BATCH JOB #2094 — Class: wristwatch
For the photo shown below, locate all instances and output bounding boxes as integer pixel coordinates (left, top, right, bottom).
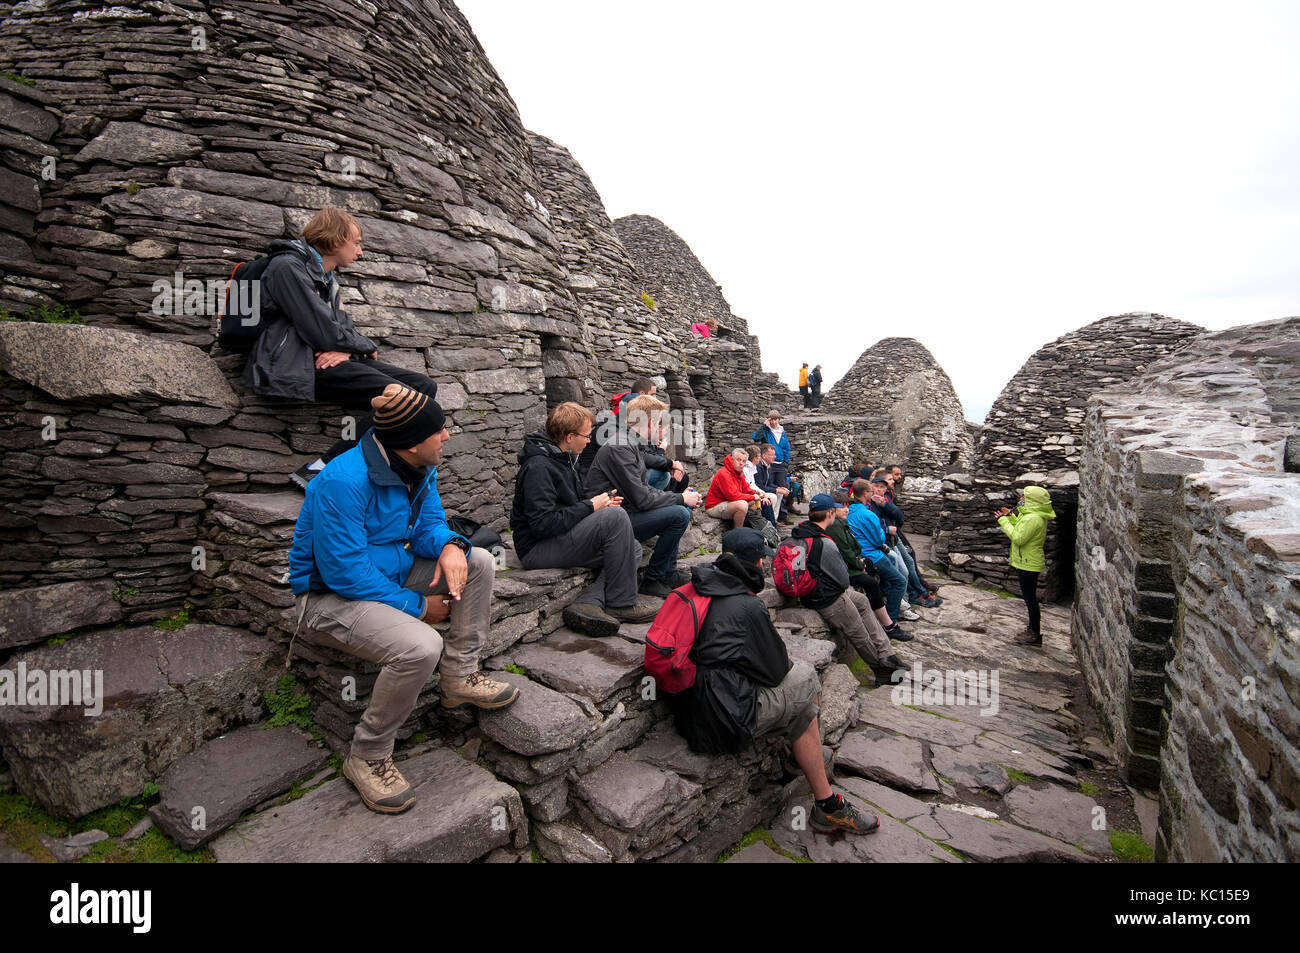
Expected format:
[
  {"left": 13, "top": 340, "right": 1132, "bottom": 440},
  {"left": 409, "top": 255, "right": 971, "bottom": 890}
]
[{"left": 445, "top": 536, "right": 470, "bottom": 554}]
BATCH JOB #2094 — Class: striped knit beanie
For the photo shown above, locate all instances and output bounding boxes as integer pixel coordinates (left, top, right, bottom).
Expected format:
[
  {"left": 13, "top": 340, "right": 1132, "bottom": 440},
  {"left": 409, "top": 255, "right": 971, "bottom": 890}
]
[{"left": 370, "top": 384, "right": 446, "bottom": 450}]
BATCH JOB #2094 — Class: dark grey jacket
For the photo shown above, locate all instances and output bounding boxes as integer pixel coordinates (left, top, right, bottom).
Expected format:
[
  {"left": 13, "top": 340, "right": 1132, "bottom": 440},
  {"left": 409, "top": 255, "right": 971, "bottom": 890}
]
[
  {"left": 241, "top": 237, "right": 377, "bottom": 400},
  {"left": 584, "top": 432, "right": 684, "bottom": 512}
]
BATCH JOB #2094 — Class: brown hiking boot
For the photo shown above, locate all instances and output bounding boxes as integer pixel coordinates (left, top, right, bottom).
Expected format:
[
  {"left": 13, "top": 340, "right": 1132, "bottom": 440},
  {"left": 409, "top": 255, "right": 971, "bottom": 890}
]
[
  {"left": 343, "top": 754, "right": 416, "bottom": 814},
  {"left": 1014, "top": 627, "right": 1042, "bottom": 646},
  {"left": 606, "top": 600, "right": 660, "bottom": 623},
  {"left": 440, "top": 670, "right": 520, "bottom": 710}
]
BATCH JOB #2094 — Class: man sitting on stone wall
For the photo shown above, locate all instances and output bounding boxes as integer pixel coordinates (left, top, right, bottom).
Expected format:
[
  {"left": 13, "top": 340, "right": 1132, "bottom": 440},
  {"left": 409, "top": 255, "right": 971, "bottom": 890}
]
[
  {"left": 511, "top": 401, "right": 659, "bottom": 638},
  {"left": 704, "top": 447, "right": 771, "bottom": 532},
  {"left": 827, "top": 490, "right": 913, "bottom": 642},
  {"left": 241, "top": 206, "right": 441, "bottom": 489},
  {"left": 793, "top": 495, "right": 909, "bottom": 685},
  {"left": 755, "top": 443, "right": 792, "bottom": 524},
  {"left": 288, "top": 384, "right": 518, "bottom": 816},
  {"left": 847, "top": 478, "right": 909, "bottom": 625},
  {"left": 584, "top": 394, "right": 702, "bottom": 598},
  {"left": 667, "top": 528, "right": 879, "bottom": 835}
]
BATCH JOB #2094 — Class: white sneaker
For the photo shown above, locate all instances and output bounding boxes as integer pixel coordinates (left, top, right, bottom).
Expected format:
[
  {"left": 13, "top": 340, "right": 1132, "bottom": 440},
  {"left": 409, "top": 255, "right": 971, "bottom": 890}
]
[{"left": 901, "top": 609, "right": 922, "bottom": 622}]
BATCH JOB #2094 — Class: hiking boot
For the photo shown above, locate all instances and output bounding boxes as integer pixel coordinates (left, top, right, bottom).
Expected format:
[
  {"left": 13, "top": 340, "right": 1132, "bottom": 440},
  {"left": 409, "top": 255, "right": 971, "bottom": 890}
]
[
  {"left": 926, "top": 591, "right": 944, "bottom": 606},
  {"left": 606, "top": 600, "right": 660, "bottom": 623},
  {"left": 900, "top": 609, "right": 922, "bottom": 622},
  {"left": 811, "top": 794, "right": 880, "bottom": 835},
  {"left": 914, "top": 595, "right": 940, "bottom": 608},
  {"left": 883, "top": 623, "right": 913, "bottom": 642},
  {"left": 342, "top": 754, "right": 415, "bottom": 814},
  {"left": 1014, "top": 627, "right": 1042, "bottom": 646},
  {"left": 638, "top": 575, "right": 673, "bottom": 598},
  {"left": 290, "top": 459, "right": 325, "bottom": 491},
  {"left": 440, "top": 670, "right": 520, "bottom": 710},
  {"left": 563, "top": 602, "right": 620, "bottom": 638}
]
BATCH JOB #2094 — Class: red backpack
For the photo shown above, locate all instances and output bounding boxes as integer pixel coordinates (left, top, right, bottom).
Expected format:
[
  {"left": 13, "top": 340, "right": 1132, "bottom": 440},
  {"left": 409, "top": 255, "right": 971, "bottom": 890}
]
[
  {"left": 610, "top": 391, "right": 630, "bottom": 415},
  {"left": 643, "top": 583, "right": 711, "bottom": 693},
  {"left": 772, "top": 537, "right": 817, "bottom": 598}
]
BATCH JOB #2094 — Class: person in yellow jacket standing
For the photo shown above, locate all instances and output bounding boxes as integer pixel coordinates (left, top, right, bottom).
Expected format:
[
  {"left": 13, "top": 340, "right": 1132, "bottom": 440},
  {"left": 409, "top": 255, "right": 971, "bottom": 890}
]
[
  {"left": 993, "top": 485, "right": 1056, "bottom": 646},
  {"left": 798, "top": 363, "right": 810, "bottom": 408}
]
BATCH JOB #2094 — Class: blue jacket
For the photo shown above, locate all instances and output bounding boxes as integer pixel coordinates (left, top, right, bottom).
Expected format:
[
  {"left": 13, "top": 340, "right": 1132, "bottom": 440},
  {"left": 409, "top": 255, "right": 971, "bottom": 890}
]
[
  {"left": 289, "top": 430, "right": 469, "bottom": 618},
  {"left": 847, "top": 502, "right": 889, "bottom": 563},
  {"left": 751, "top": 425, "right": 791, "bottom": 464}
]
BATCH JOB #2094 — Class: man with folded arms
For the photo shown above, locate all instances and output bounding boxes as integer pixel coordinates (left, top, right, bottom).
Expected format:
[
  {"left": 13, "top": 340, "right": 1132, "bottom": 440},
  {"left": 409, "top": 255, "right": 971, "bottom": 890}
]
[{"left": 289, "top": 383, "right": 518, "bottom": 815}]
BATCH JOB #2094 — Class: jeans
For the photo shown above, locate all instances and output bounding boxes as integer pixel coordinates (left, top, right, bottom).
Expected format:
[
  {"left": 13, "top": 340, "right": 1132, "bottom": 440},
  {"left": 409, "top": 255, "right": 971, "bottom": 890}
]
[
  {"left": 646, "top": 468, "right": 670, "bottom": 490},
  {"left": 896, "top": 543, "right": 927, "bottom": 599},
  {"left": 625, "top": 504, "right": 691, "bottom": 581},
  {"left": 871, "top": 554, "right": 908, "bottom": 623}
]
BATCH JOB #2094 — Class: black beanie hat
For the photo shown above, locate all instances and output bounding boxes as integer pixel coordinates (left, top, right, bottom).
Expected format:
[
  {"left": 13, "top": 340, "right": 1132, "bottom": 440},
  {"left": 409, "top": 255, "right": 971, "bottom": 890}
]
[{"left": 371, "top": 384, "right": 446, "bottom": 450}]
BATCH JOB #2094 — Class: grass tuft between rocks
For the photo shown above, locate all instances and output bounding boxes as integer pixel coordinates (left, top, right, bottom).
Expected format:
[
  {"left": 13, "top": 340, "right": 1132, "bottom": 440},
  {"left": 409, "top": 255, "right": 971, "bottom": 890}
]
[{"left": 715, "top": 826, "right": 811, "bottom": 863}]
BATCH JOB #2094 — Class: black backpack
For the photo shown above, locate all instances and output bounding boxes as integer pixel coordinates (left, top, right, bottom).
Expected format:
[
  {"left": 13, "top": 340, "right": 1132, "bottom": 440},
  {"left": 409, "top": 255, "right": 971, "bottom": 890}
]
[{"left": 215, "top": 248, "right": 295, "bottom": 352}]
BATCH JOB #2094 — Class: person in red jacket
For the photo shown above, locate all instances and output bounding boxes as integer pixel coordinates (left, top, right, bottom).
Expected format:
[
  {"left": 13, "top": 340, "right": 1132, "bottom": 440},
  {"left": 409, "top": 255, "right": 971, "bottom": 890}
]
[{"left": 705, "top": 447, "right": 767, "bottom": 529}]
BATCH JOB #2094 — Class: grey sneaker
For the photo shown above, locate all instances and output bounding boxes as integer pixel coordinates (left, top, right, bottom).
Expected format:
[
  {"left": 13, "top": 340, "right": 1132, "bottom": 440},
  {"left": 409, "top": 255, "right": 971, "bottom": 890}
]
[
  {"left": 343, "top": 754, "right": 415, "bottom": 814},
  {"left": 563, "top": 602, "right": 621, "bottom": 638},
  {"left": 606, "top": 600, "right": 660, "bottom": 623},
  {"left": 900, "top": 609, "right": 922, "bottom": 622},
  {"left": 811, "top": 794, "right": 880, "bottom": 835},
  {"left": 440, "top": 670, "right": 520, "bottom": 710}
]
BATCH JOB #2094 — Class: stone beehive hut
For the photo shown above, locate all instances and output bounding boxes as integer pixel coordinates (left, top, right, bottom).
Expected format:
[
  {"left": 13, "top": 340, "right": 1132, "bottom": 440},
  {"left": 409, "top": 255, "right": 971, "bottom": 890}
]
[
  {"left": 0, "top": 0, "right": 867, "bottom": 862},
  {"left": 1071, "top": 317, "right": 1300, "bottom": 860},
  {"left": 932, "top": 312, "right": 1204, "bottom": 599},
  {"left": 813, "top": 337, "right": 974, "bottom": 532},
  {"left": 614, "top": 213, "right": 798, "bottom": 458}
]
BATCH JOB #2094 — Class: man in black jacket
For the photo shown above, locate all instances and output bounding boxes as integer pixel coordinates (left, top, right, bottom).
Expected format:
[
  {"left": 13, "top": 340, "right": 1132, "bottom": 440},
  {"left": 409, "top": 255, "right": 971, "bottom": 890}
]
[
  {"left": 584, "top": 394, "right": 702, "bottom": 598},
  {"left": 668, "top": 528, "right": 878, "bottom": 835},
  {"left": 793, "top": 495, "right": 908, "bottom": 686},
  {"left": 241, "top": 207, "right": 439, "bottom": 487},
  {"left": 510, "top": 402, "right": 658, "bottom": 638}
]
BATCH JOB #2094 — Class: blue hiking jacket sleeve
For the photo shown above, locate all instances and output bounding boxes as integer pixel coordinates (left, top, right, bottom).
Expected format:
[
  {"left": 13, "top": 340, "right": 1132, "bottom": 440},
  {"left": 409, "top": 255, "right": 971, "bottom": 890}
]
[
  {"left": 305, "top": 472, "right": 428, "bottom": 618},
  {"left": 751, "top": 426, "right": 792, "bottom": 463},
  {"left": 847, "top": 502, "right": 888, "bottom": 562}
]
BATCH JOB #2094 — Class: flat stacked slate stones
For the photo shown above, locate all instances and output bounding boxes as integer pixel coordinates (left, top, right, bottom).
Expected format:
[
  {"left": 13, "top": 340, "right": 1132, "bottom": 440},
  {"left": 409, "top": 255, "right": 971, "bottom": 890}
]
[{"left": 933, "top": 312, "right": 1204, "bottom": 598}]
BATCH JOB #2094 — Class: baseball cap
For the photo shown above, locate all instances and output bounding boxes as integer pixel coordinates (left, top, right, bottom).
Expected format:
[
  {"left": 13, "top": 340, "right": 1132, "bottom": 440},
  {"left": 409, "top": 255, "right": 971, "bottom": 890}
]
[
  {"left": 722, "top": 527, "right": 775, "bottom": 561},
  {"left": 809, "top": 492, "right": 837, "bottom": 513}
]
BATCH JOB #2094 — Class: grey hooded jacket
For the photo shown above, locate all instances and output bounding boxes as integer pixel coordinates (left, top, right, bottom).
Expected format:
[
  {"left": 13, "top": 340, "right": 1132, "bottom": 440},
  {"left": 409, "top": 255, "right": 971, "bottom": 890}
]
[{"left": 241, "top": 237, "right": 377, "bottom": 400}]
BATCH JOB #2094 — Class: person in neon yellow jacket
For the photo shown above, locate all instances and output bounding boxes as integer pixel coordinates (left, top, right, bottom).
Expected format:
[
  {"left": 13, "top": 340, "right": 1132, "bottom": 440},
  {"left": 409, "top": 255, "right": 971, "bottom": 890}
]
[{"left": 993, "top": 485, "right": 1055, "bottom": 646}]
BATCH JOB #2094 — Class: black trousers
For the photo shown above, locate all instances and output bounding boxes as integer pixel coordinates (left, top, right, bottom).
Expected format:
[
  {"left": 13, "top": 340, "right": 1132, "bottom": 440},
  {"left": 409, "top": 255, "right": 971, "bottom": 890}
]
[
  {"left": 1016, "top": 569, "right": 1041, "bottom": 634},
  {"left": 312, "top": 358, "right": 438, "bottom": 462},
  {"left": 850, "top": 572, "right": 885, "bottom": 612}
]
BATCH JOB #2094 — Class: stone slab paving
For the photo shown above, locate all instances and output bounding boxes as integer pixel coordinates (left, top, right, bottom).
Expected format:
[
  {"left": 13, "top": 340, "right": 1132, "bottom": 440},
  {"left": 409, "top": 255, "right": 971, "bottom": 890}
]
[
  {"left": 212, "top": 747, "right": 526, "bottom": 862},
  {"left": 762, "top": 566, "right": 1125, "bottom": 862},
  {"left": 150, "top": 725, "right": 329, "bottom": 849},
  {"left": 725, "top": 841, "right": 794, "bottom": 863}
]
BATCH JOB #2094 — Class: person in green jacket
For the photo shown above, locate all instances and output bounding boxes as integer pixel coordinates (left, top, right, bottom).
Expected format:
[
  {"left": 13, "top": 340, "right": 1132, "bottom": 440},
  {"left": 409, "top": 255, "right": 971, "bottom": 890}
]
[{"left": 994, "top": 485, "right": 1056, "bottom": 646}]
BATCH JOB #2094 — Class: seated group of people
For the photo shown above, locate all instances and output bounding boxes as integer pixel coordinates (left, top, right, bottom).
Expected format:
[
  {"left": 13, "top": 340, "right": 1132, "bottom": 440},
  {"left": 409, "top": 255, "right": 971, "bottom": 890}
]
[{"left": 264, "top": 207, "right": 918, "bottom": 835}]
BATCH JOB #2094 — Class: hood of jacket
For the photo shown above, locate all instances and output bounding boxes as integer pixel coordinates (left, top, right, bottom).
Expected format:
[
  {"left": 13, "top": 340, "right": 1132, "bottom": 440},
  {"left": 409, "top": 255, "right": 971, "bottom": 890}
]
[
  {"left": 691, "top": 552, "right": 766, "bottom": 597},
  {"left": 268, "top": 236, "right": 332, "bottom": 286},
  {"left": 518, "top": 428, "right": 575, "bottom": 467},
  {"left": 1020, "top": 485, "right": 1056, "bottom": 520}
]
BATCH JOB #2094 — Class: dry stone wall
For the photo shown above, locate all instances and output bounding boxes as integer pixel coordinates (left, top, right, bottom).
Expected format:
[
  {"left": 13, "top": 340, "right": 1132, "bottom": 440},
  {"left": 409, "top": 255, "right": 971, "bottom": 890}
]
[
  {"left": 933, "top": 313, "right": 1203, "bottom": 600},
  {"left": 1070, "top": 317, "right": 1299, "bottom": 860}
]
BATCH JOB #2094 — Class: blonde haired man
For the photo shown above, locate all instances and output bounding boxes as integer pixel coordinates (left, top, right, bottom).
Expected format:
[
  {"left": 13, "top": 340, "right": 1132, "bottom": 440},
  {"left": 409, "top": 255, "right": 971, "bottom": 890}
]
[
  {"left": 585, "top": 395, "right": 702, "bottom": 598},
  {"left": 242, "top": 206, "right": 440, "bottom": 488},
  {"left": 511, "top": 403, "right": 658, "bottom": 637}
]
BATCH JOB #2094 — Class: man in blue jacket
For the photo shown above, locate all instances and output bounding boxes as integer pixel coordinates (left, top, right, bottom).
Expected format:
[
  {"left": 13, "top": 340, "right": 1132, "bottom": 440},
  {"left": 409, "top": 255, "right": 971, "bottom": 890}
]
[
  {"left": 290, "top": 383, "right": 518, "bottom": 815},
  {"left": 846, "top": 479, "right": 908, "bottom": 625},
  {"left": 752, "top": 410, "right": 793, "bottom": 522}
]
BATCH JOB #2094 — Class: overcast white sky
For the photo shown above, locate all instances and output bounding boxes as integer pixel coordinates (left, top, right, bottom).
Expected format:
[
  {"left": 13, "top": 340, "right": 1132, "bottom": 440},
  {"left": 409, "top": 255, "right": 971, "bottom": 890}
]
[{"left": 456, "top": 0, "right": 1300, "bottom": 423}]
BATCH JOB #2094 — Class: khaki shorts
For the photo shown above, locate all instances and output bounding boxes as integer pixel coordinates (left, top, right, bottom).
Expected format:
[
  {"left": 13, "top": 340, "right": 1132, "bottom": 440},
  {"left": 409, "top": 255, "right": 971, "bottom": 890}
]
[
  {"left": 706, "top": 501, "right": 743, "bottom": 519},
  {"left": 754, "top": 659, "right": 820, "bottom": 743}
]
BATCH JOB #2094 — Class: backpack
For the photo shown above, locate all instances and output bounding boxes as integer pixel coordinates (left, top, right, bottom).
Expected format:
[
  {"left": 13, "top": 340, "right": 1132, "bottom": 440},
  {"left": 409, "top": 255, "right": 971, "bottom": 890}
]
[
  {"left": 610, "top": 391, "right": 631, "bottom": 415},
  {"left": 215, "top": 248, "right": 294, "bottom": 352},
  {"left": 772, "top": 537, "right": 817, "bottom": 598},
  {"left": 643, "top": 583, "right": 711, "bottom": 693}
]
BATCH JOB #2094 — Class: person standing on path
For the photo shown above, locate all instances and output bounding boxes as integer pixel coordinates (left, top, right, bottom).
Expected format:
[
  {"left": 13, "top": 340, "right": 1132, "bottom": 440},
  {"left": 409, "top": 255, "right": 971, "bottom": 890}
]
[
  {"left": 808, "top": 364, "right": 823, "bottom": 409},
  {"left": 798, "top": 363, "right": 810, "bottom": 408},
  {"left": 994, "top": 485, "right": 1056, "bottom": 646}
]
